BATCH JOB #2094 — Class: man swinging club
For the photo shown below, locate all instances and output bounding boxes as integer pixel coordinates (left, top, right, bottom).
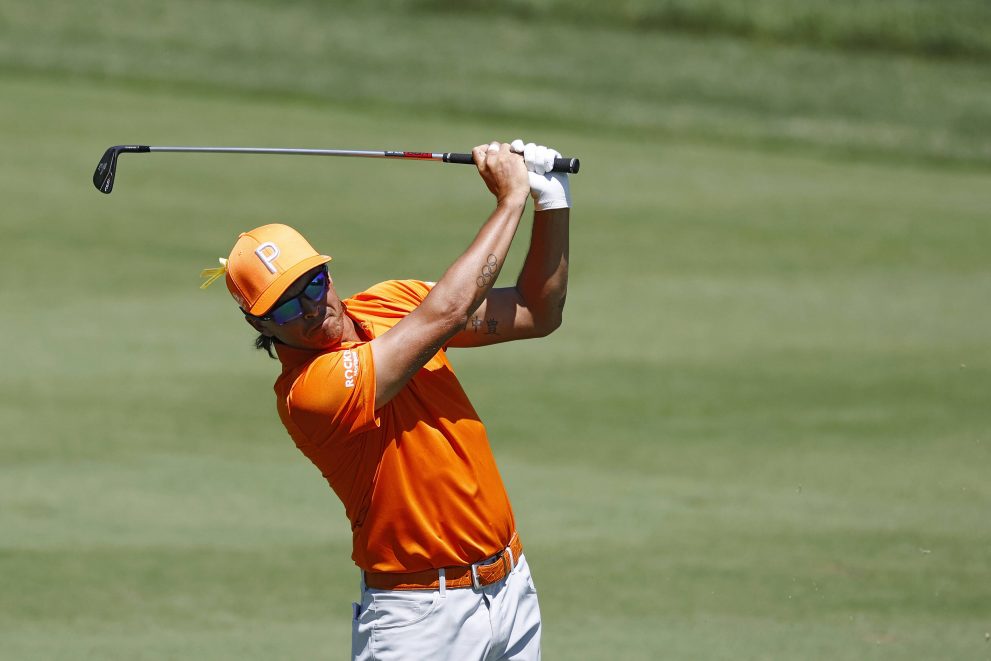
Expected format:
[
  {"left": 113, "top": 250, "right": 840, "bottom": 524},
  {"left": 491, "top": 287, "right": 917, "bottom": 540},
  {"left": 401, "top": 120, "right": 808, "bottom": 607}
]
[{"left": 202, "top": 139, "right": 570, "bottom": 660}]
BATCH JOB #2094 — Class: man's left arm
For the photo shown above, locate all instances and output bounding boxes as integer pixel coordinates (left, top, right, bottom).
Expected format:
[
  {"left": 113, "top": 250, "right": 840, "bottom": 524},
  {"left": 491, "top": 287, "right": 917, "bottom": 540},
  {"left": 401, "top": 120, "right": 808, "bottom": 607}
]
[{"left": 449, "top": 144, "right": 570, "bottom": 348}]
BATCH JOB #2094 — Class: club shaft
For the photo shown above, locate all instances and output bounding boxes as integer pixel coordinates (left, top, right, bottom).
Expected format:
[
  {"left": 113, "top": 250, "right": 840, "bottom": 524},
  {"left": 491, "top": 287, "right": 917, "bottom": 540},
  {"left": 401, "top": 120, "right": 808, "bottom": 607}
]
[
  {"left": 146, "top": 146, "right": 579, "bottom": 173},
  {"left": 150, "top": 146, "right": 445, "bottom": 160}
]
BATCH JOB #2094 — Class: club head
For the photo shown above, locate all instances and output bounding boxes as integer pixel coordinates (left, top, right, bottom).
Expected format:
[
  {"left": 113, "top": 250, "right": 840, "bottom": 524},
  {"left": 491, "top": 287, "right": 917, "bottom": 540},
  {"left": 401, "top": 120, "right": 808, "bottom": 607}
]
[
  {"left": 93, "top": 145, "right": 150, "bottom": 194},
  {"left": 93, "top": 146, "right": 121, "bottom": 194}
]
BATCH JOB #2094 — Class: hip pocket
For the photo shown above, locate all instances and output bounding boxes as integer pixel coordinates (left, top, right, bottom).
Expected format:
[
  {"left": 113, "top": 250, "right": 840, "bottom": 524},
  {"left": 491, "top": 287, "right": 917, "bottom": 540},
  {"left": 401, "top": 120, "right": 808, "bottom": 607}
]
[{"left": 363, "top": 590, "right": 441, "bottom": 631}]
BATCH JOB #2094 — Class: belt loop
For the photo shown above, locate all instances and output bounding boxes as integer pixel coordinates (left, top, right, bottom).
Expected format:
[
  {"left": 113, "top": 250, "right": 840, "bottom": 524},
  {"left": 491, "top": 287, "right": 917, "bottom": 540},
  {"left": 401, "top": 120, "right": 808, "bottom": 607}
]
[
  {"left": 438, "top": 568, "right": 446, "bottom": 597},
  {"left": 505, "top": 545, "right": 516, "bottom": 572},
  {"left": 360, "top": 570, "right": 367, "bottom": 593}
]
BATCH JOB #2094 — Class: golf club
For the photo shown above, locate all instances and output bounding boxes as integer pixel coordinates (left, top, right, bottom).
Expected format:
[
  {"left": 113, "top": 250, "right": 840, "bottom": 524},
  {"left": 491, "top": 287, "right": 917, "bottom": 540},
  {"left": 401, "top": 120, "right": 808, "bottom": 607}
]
[{"left": 92, "top": 145, "right": 581, "bottom": 194}]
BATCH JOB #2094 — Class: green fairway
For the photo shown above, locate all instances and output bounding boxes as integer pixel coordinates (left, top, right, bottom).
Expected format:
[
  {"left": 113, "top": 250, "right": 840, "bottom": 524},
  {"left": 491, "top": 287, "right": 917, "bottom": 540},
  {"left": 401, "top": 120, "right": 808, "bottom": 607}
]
[
  {"left": 413, "top": 0, "right": 991, "bottom": 58},
  {"left": 3, "top": 1, "right": 991, "bottom": 166},
  {"left": 3, "top": 2, "right": 991, "bottom": 659}
]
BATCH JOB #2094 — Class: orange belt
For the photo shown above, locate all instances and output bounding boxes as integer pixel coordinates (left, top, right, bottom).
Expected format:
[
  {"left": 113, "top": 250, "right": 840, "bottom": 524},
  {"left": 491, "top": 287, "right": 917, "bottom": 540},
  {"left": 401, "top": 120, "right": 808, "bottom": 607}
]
[{"left": 364, "top": 534, "right": 523, "bottom": 591}]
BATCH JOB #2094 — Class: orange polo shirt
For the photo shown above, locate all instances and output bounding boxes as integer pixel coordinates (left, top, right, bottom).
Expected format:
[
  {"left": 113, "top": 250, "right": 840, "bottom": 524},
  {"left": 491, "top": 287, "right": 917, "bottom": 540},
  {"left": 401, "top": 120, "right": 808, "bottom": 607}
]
[{"left": 273, "top": 280, "right": 516, "bottom": 573}]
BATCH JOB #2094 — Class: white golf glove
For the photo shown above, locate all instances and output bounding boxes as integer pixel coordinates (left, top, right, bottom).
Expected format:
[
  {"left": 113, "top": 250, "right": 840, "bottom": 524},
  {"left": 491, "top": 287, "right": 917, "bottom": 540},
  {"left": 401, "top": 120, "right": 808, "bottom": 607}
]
[{"left": 510, "top": 139, "right": 571, "bottom": 211}]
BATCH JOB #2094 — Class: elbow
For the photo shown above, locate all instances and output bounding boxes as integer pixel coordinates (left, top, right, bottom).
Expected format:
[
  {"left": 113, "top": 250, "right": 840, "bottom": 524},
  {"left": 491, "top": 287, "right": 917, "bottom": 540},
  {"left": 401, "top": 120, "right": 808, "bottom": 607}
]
[
  {"left": 536, "top": 319, "right": 562, "bottom": 338},
  {"left": 529, "top": 292, "right": 566, "bottom": 337},
  {"left": 533, "top": 308, "right": 564, "bottom": 338}
]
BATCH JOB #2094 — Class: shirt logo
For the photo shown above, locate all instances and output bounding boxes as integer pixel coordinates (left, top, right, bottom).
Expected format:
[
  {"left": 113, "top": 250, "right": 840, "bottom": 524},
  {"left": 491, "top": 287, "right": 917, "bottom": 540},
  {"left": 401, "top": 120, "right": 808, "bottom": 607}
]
[
  {"left": 342, "top": 349, "right": 358, "bottom": 388},
  {"left": 255, "top": 242, "right": 280, "bottom": 274}
]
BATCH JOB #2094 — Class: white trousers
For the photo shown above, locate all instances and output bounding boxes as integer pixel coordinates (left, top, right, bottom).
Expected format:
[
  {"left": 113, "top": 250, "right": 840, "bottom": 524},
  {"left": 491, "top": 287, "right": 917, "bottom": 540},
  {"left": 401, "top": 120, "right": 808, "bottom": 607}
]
[{"left": 351, "top": 554, "right": 541, "bottom": 661}]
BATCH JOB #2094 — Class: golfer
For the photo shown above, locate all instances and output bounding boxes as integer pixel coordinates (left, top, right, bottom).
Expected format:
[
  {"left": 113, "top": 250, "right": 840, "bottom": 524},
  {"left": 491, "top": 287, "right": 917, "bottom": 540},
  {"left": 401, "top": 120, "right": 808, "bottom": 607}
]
[{"left": 203, "top": 139, "right": 569, "bottom": 660}]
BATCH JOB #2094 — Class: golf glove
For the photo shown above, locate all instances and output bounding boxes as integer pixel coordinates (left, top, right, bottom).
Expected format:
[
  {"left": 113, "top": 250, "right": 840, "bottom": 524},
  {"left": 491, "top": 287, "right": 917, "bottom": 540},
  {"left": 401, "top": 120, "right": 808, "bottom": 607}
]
[{"left": 511, "top": 139, "right": 571, "bottom": 211}]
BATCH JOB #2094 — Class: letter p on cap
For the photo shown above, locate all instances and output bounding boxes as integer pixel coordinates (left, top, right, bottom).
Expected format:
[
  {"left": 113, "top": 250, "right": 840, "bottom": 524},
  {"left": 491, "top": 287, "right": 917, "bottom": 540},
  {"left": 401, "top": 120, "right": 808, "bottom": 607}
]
[{"left": 255, "top": 242, "right": 280, "bottom": 274}]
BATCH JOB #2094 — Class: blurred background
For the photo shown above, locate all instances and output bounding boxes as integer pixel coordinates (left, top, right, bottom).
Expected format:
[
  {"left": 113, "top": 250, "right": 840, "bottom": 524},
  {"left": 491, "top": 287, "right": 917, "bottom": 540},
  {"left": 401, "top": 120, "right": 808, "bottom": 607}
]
[{"left": 1, "top": 1, "right": 989, "bottom": 659}]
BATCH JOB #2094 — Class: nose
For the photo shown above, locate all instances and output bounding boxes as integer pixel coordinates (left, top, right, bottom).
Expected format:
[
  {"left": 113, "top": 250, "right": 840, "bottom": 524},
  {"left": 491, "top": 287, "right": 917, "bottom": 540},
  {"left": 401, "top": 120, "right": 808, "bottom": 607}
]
[{"left": 300, "top": 294, "right": 322, "bottom": 319}]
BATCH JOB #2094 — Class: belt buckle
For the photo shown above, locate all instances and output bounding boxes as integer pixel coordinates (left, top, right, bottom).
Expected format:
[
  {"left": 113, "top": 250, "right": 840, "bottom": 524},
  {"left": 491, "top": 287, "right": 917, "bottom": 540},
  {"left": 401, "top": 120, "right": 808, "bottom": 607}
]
[
  {"left": 470, "top": 563, "right": 482, "bottom": 590},
  {"left": 470, "top": 547, "right": 511, "bottom": 591}
]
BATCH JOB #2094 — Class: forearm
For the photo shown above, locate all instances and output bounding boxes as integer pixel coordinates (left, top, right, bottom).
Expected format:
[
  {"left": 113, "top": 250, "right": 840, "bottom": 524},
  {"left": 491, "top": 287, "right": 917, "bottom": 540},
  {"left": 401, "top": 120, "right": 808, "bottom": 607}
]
[
  {"left": 369, "top": 141, "right": 530, "bottom": 408},
  {"left": 422, "top": 197, "right": 528, "bottom": 333},
  {"left": 515, "top": 207, "right": 570, "bottom": 334}
]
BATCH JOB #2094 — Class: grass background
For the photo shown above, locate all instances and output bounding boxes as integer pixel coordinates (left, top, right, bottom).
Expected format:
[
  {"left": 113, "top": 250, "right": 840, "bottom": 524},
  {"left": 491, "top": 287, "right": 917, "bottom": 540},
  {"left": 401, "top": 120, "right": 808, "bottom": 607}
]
[{"left": 2, "top": 1, "right": 990, "bottom": 659}]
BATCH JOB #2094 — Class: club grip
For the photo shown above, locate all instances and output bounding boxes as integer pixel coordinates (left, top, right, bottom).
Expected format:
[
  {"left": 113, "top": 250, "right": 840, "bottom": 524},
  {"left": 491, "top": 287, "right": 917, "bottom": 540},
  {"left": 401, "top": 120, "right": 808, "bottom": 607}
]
[{"left": 443, "top": 152, "right": 580, "bottom": 174}]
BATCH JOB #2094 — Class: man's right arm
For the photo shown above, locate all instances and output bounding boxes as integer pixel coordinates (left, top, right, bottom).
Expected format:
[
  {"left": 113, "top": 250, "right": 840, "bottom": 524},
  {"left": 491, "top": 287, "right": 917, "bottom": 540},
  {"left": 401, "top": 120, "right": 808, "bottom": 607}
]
[{"left": 368, "top": 141, "right": 530, "bottom": 410}]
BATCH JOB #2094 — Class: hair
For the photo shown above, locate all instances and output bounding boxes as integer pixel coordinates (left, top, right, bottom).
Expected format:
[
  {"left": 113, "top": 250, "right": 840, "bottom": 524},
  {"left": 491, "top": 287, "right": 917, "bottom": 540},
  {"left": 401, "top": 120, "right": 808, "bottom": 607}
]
[{"left": 255, "top": 333, "right": 278, "bottom": 359}]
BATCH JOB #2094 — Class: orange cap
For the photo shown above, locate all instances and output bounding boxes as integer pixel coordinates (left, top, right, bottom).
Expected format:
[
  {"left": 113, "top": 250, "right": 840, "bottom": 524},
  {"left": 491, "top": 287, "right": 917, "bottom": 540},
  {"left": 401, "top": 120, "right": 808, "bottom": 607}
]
[{"left": 225, "top": 224, "right": 332, "bottom": 315}]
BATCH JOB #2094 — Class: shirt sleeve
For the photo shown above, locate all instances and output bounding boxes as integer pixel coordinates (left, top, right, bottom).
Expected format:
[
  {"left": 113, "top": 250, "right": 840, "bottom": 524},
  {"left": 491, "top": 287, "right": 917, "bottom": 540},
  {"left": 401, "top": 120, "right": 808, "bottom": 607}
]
[
  {"left": 284, "top": 342, "right": 380, "bottom": 442},
  {"left": 357, "top": 279, "right": 434, "bottom": 314}
]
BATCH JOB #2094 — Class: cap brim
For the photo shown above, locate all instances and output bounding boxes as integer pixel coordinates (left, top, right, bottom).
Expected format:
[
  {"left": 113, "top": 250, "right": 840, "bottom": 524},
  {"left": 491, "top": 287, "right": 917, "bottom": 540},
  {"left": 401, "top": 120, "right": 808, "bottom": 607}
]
[{"left": 248, "top": 254, "right": 332, "bottom": 315}]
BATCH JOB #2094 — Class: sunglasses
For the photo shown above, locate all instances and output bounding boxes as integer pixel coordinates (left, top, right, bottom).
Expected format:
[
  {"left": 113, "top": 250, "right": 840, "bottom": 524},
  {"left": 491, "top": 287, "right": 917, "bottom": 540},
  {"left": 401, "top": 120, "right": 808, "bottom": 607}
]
[{"left": 252, "top": 268, "right": 329, "bottom": 325}]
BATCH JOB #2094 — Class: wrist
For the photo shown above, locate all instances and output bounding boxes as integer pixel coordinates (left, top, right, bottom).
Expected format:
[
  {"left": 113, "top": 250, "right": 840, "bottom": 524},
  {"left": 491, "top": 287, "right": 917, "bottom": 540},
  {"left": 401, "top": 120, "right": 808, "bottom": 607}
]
[
  {"left": 534, "top": 207, "right": 569, "bottom": 222},
  {"left": 497, "top": 190, "right": 529, "bottom": 210}
]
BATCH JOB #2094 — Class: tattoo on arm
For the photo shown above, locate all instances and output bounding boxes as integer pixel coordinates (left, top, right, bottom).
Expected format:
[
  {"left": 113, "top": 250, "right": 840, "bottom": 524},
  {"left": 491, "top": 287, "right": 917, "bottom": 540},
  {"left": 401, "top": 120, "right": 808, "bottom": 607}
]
[
  {"left": 476, "top": 254, "right": 500, "bottom": 288},
  {"left": 485, "top": 319, "right": 499, "bottom": 335}
]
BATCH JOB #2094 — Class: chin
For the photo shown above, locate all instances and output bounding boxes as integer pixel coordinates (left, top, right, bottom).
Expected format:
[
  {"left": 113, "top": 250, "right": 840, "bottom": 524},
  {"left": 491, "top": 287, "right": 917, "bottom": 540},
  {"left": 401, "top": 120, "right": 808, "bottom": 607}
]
[{"left": 312, "top": 320, "right": 343, "bottom": 349}]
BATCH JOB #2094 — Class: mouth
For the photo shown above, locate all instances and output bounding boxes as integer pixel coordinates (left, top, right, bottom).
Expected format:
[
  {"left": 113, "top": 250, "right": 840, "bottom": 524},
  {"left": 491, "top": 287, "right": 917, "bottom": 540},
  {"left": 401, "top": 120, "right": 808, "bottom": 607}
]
[{"left": 304, "top": 317, "right": 327, "bottom": 339}]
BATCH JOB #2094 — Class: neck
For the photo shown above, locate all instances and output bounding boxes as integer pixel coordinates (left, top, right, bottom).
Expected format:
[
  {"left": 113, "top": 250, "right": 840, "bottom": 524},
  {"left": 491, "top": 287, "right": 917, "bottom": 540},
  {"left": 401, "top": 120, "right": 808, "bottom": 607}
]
[{"left": 343, "top": 314, "right": 363, "bottom": 343}]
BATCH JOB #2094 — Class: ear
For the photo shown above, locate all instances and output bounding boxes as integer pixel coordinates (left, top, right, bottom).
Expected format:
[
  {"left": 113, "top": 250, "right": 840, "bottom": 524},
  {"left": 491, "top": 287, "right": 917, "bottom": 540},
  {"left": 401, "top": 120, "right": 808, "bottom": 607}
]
[{"left": 244, "top": 315, "right": 271, "bottom": 336}]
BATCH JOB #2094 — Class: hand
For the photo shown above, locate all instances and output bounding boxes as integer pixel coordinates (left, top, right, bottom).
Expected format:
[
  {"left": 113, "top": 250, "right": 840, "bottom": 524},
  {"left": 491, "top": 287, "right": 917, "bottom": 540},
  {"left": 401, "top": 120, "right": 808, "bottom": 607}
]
[
  {"left": 472, "top": 141, "right": 529, "bottom": 206},
  {"left": 510, "top": 139, "right": 572, "bottom": 211}
]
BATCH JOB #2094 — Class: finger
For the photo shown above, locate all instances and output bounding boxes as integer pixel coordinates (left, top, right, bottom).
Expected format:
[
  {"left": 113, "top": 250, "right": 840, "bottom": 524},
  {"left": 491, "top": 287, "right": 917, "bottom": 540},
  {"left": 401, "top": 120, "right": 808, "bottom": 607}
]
[
  {"left": 543, "top": 145, "right": 556, "bottom": 175},
  {"left": 487, "top": 141, "right": 500, "bottom": 153},
  {"left": 523, "top": 142, "right": 537, "bottom": 172},
  {"left": 541, "top": 146, "right": 556, "bottom": 175},
  {"left": 510, "top": 139, "right": 525, "bottom": 153},
  {"left": 533, "top": 145, "right": 549, "bottom": 175},
  {"left": 472, "top": 144, "right": 489, "bottom": 168}
]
